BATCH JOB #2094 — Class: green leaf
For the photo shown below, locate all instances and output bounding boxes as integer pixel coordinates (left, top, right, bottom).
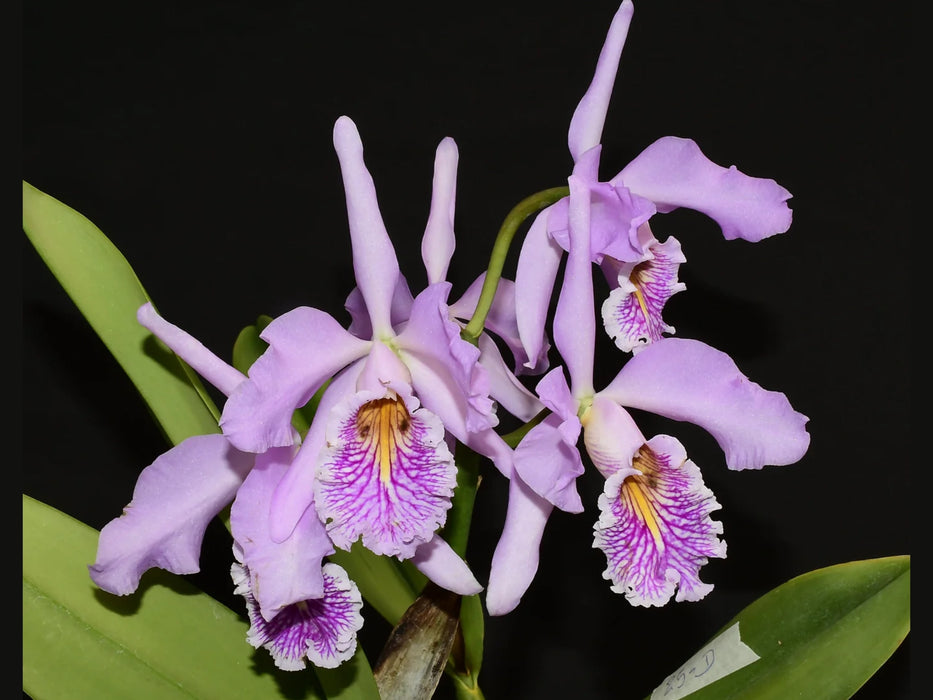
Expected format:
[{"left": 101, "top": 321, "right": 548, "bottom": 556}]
[
  {"left": 648, "top": 555, "right": 910, "bottom": 700},
  {"left": 23, "top": 494, "right": 331, "bottom": 699},
  {"left": 457, "top": 593, "right": 486, "bottom": 682},
  {"left": 315, "top": 647, "right": 381, "bottom": 700},
  {"left": 22, "top": 181, "right": 220, "bottom": 445},
  {"left": 231, "top": 315, "right": 274, "bottom": 377},
  {"left": 398, "top": 559, "right": 429, "bottom": 596},
  {"left": 441, "top": 444, "right": 481, "bottom": 559},
  {"left": 439, "top": 444, "right": 485, "bottom": 696},
  {"left": 328, "top": 542, "right": 418, "bottom": 627}
]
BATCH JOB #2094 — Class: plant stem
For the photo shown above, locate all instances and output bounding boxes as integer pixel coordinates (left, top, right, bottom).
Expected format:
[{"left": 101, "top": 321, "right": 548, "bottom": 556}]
[{"left": 461, "top": 186, "right": 569, "bottom": 343}]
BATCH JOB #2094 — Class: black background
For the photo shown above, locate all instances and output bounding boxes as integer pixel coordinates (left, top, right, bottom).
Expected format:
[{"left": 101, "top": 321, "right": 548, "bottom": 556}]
[{"left": 22, "top": 1, "right": 912, "bottom": 698}]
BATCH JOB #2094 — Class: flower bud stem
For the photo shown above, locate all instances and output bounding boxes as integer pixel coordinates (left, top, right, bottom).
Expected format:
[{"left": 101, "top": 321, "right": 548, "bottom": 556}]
[{"left": 461, "top": 186, "right": 569, "bottom": 343}]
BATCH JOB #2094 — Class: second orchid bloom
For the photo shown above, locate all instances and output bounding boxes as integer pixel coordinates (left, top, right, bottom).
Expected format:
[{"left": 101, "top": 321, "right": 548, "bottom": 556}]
[{"left": 487, "top": 0, "right": 808, "bottom": 613}]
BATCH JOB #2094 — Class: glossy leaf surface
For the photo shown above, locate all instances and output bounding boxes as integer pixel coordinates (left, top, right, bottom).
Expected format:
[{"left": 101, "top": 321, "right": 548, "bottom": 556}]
[
  {"left": 23, "top": 495, "right": 341, "bottom": 699},
  {"left": 647, "top": 555, "right": 910, "bottom": 700},
  {"left": 23, "top": 181, "right": 220, "bottom": 444}
]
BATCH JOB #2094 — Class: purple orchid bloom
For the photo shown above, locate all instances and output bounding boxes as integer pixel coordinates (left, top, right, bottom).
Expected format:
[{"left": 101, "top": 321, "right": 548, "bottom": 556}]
[
  {"left": 89, "top": 303, "right": 365, "bottom": 669},
  {"left": 515, "top": 0, "right": 794, "bottom": 360},
  {"left": 219, "top": 116, "right": 503, "bottom": 594},
  {"left": 487, "top": 166, "right": 809, "bottom": 614}
]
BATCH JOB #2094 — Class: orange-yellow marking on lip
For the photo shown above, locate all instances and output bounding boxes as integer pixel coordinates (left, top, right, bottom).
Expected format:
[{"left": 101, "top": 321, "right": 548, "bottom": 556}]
[
  {"left": 626, "top": 480, "right": 664, "bottom": 549},
  {"left": 630, "top": 266, "right": 651, "bottom": 327},
  {"left": 356, "top": 397, "right": 412, "bottom": 484},
  {"left": 622, "top": 447, "right": 664, "bottom": 549},
  {"left": 633, "top": 287, "right": 650, "bottom": 325}
]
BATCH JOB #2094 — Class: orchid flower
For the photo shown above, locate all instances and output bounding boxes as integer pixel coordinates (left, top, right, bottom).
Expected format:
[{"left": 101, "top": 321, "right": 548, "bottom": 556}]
[
  {"left": 88, "top": 303, "right": 365, "bottom": 669},
  {"left": 219, "top": 115, "right": 503, "bottom": 595},
  {"left": 487, "top": 161, "right": 810, "bottom": 615},
  {"left": 515, "top": 0, "right": 794, "bottom": 360}
]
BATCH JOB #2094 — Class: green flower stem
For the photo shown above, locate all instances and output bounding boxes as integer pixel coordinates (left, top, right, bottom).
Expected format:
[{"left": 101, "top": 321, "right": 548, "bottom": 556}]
[{"left": 461, "top": 186, "right": 569, "bottom": 344}]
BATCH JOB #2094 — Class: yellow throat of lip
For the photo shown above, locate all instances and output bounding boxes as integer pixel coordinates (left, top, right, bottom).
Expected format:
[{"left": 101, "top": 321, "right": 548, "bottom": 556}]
[
  {"left": 625, "top": 448, "right": 665, "bottom": 549},
  {"left": 633, "top": 285, "right": 650, "bottom": 324},
  {"left": 628, "top": 263, "right": 652, "bottom": 323},
  {"left": 622, "top": 262, "right": 652, "bottom": 331},
  {"left": 356, "top": 396, "right": 411, "bottom": 484},
  {"left": 580, "top": 403, "right": 663, "bottom": 549}
]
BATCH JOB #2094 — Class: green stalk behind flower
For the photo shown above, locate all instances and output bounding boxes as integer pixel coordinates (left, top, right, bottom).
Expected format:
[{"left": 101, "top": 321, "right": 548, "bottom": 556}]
[{"left": 461, "top": 186, "right": 569, "bottom": 344}]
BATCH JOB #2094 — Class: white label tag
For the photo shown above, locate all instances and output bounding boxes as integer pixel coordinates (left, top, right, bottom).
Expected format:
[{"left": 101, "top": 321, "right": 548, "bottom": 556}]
[{"left": 650, "top": 623, "right": 760, "bottom": 700}]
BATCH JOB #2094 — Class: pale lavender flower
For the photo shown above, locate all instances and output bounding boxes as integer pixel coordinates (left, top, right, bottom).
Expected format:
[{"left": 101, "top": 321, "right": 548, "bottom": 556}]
[
  {"left": 89, "top": 304, "right": 364, "bottom": 668},
  {"left": 219, "top": 116, "right": 503, "bottom": 595},
  {"left": 486, "top": 167, "right": 809, "bottom": 614},
  {"left": 515, "top": 0, "right": 794, "bottom": 360}
]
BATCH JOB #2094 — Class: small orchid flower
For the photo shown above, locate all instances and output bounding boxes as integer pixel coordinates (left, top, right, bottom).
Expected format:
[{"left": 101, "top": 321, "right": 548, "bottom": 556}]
[
  {"left": 89, "top": 304, "right": 365, "bottom": 669},
  {"left": 232, "top": 560, "right": 363, "bottom": 671},
  {"left": 515, "top": 0, "right": 794, "bottom": 361},
  {"left": 487, "top": 168, "right": 809, "bottom": 614},
  {"left": 219, "top": 116, "right": 495, "bottom": 595}
]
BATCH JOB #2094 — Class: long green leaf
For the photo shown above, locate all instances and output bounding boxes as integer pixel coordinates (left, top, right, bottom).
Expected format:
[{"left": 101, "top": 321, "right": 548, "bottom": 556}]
[
  {"left": 646, "top": 555, "right": 910, "bottom": 700},
  {"left": 328, "top": 543, "right": 418, "bottom": 627},
  {"left": 441, "top": 445, "right": 485, "bottom": 697},
  {"left": 23, "top": 494, "right": 329, "bottom": 699},
  {"left": 22, "top": 180, "right": 219, "bottom": 444},
  {"left": 315, "top": 648, "right": 380, "bottom": 700},
  {"left": 447, "top": 593, "right": 485, "bottom": 699}
]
